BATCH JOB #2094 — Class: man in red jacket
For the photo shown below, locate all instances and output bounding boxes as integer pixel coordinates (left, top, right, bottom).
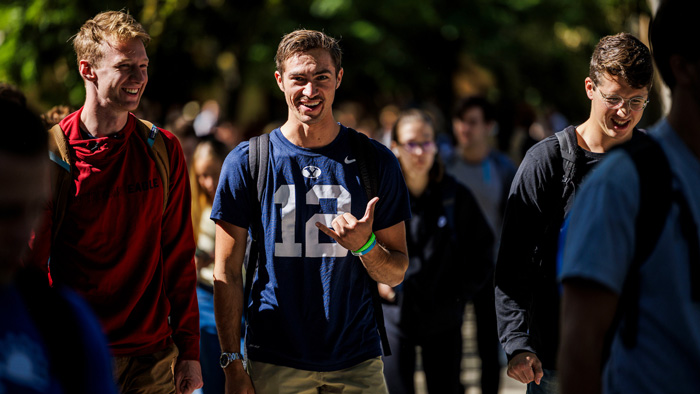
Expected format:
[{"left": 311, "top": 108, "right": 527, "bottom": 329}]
[{"left": 28, "top": 11, "right": 202, "bottom": 394}]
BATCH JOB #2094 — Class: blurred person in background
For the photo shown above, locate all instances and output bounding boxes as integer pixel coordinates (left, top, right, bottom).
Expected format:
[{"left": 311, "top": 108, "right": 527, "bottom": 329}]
[
  {"left": 191, "top": 138, "right": 230, "bottom": 394},
  {"left": 446, "top": 96, "right": 516, "bottom": 394},
  {"left": 380, "top": 108, "right": 494, "bottom": 394},
  {"left": 41, "top": 105, "right": 73, "bottom": 129}
]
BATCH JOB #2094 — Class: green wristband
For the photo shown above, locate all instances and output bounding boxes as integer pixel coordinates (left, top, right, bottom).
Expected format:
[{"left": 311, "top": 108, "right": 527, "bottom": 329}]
[{"left": 351, "top": 233, "right": 376, "bottom": 256}]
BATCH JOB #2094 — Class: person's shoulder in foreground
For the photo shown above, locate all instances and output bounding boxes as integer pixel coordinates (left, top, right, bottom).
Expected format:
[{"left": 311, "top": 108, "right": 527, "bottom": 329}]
[{"left": 0, "top": 89, "right": 118, "bottom": 394}]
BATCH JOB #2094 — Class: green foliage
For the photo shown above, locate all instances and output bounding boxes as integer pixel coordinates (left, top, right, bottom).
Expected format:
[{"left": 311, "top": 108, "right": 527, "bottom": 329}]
[{"left": 0, "top": 0, "right": 651, "bottom": 136}]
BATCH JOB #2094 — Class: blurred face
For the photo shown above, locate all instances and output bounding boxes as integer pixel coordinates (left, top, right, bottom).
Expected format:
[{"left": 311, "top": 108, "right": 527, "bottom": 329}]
[
  {"left": 452, "top": 106, "right": 492, "bottom": 149},
  {"left": 393, "top": 120, "right": 436, "bottom": 177},
  {"left": 275, "top": 48, "right": 343, "bottom": 126},
  {"left": 194, "top": 155, "right": 223, "bottom": 202},
  {"left": 0, "top": 154, "right": 49, "bottom": 282},
  {"left": 85, "top": 37, "right": 149, "bottom": 113},
  {"left": 586, "top": 74, "right": 649, "bottom": 142}
]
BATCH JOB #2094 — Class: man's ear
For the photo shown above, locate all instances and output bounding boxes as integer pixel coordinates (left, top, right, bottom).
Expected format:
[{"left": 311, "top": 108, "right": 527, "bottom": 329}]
[
  {"left": 275, "top": 70, "right": 284, "bottom": 92},
  {"left": 79, "top": 60, "right": 96, "bottom": 82},
  {"left": 584, "top": 77, "right": 595, "bottom": 100},
  {"left": 336, "top": 67, "right": 344, "bottom": 90}
]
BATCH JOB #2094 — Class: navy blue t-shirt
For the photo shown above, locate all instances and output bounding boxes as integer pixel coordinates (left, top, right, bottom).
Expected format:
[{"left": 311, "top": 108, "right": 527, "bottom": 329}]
[{"left": 211, "top": 125, "right": 410, "bottom": 371}]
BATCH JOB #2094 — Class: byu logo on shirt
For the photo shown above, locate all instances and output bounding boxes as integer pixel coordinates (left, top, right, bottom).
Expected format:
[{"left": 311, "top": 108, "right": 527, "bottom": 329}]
[{"left": 302, "top": 166, "right": 322, "bottom": 179}]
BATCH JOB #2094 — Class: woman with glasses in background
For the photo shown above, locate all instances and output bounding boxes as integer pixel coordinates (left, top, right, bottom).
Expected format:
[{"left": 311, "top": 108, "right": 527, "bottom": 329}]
[{"left": 379, "top": 108, "right": 494, "bottom": 394}]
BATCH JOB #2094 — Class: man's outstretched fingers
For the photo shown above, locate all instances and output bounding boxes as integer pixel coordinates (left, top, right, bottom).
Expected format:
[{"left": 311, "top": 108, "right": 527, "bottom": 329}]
[
  {"left": 362, "top": 197, "right": 380, "bottom": 223},
  {"left": 316, "top": 222, "right": 340, "bottom": 243}
]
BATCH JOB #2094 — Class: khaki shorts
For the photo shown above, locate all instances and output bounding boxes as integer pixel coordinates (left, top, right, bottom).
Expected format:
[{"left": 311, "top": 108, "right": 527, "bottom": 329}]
[
  {"left": 113, "top": 343, "right": 178, "bottom": 394},
  {"left": 248, "top": 357, "right": 389, "bottom": 394}
]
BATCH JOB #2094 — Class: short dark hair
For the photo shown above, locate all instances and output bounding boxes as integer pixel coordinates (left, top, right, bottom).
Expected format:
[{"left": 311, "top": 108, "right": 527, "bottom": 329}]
[
  {"left": 275, "top": 29, "right": 342, "bottom": 74},
  {"left": 453, "top": 96, "right": 495, "bottom": 123},
  {"left": 650, "top": 0, "right": 698, "bottom": 91},
  {"left": 0, "top": 91, "right": 47, "bottom": 157},
  {"left": 589, "top": 32, "right": 654, "bottom": 90}
]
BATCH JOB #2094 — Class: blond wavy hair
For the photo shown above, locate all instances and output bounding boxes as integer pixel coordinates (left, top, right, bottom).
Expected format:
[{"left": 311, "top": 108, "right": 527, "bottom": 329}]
[{"left": 72, "top": 10, "right": 150, "bottom": 67}]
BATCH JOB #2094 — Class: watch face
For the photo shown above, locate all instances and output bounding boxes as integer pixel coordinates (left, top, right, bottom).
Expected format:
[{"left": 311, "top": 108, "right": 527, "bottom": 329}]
[
  {"left": 220, "top": 353, "right": 230, "bottom": 368},
  {"left": 220, "top": 352, "right": 241, "bottom": 368}
]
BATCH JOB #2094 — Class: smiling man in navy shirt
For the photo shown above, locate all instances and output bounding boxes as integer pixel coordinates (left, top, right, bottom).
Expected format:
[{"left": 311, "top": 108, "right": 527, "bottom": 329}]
[{"left": 212, "top": 29, "right": 411, "bottom": 394}]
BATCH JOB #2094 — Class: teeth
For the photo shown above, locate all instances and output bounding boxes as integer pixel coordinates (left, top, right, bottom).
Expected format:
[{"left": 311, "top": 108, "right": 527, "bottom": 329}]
[
  {"left": 125, "top": 88, "right": 138, "bottom": 94},
  {"left": 612, "top": 118, "right": 628, "bottom": 126},
  {"left": 304, "top": 102, "right": 320, "bottom": 108}
]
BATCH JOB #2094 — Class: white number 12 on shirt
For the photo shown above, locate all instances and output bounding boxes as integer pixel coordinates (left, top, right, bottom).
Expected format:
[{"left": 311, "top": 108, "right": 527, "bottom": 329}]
[{"left": 274, "top": 184, "right": 352, "bottom": 258}]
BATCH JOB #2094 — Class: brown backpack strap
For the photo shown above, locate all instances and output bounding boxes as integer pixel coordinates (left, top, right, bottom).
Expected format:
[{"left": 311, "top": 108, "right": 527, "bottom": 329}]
[
  {"left": 134, "top": 119, "right": 170, "bottom": 213},
  {"left": 48, "top": 124, "right": 73, "bottom": 245}
]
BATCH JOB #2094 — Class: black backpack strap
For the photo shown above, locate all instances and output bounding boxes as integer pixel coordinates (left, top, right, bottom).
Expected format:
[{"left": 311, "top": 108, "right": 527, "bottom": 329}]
[
  {"left": 243, "top": 134, "right": 270, "bottom": 316},
  {"left": 555, "top": 127, "right": 579, "bottom": 213},
  {"left": 349, "top": 130, "right": 378, "bottom": 198},
  {"left": 347, "top": 129, "right": 392, "bottom": 356}
]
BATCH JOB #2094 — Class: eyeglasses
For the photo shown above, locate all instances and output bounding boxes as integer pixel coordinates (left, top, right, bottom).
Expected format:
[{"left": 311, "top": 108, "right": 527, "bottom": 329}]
[
  {"left": 399, "top": 140, "right": 436, "bottom": 154},
  {"left": 594, "top": 84, "right": 649, "bottom": 112}
]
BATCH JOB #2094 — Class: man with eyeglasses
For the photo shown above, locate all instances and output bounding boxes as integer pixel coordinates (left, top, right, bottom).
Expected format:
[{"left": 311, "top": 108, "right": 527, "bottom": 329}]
[{"left": 494, "top": 32, "right": 653, "bottom": 394}]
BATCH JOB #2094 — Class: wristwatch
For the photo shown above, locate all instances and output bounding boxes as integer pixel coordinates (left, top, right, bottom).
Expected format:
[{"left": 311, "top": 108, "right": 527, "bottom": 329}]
[{"left": 219, "top": 352, "right": 243, "bottom": 368}]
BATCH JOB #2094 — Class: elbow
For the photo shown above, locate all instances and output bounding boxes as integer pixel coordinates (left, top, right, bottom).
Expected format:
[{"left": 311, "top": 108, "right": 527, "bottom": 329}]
[
  {"left": 385, "top": 274, "right": 404, "bottom": 288},
  {"left": 386, "top": 255, "right": 408, "bottom": 287}
]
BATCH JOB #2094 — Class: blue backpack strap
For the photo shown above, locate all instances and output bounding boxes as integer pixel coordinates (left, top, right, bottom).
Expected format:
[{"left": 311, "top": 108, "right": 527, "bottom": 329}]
[
  {"left": 49, "top": 151, "right": 71, "bottom": 172},
  {"left": 147, "top": 123, "right": 158, "bottom": 147}
]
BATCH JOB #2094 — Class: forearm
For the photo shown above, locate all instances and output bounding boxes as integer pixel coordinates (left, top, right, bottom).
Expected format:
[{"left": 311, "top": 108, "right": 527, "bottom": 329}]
[
  {"left": 213, "top": 221, "right": 248, "bottom": 354},
  {"left": 359, "top": 222, "right": 408, "bottom": 287},
  {"left": 213, "top": 222, "right": 253, "bottom": 392},
  {"left": 359, "top": 241, "right": 407, "bottom": 287},
  {"left": 558, "top": 280, "right": 618, "bottom": 394},
  {"left": 214, "top": 270, "right": 244, "bottom": 353},
  {"left": 495, "top": 284, "right": 535, "bottom": 358},
  {"left": 494, "top": 196, "right": 543, "bottom": 356}
]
